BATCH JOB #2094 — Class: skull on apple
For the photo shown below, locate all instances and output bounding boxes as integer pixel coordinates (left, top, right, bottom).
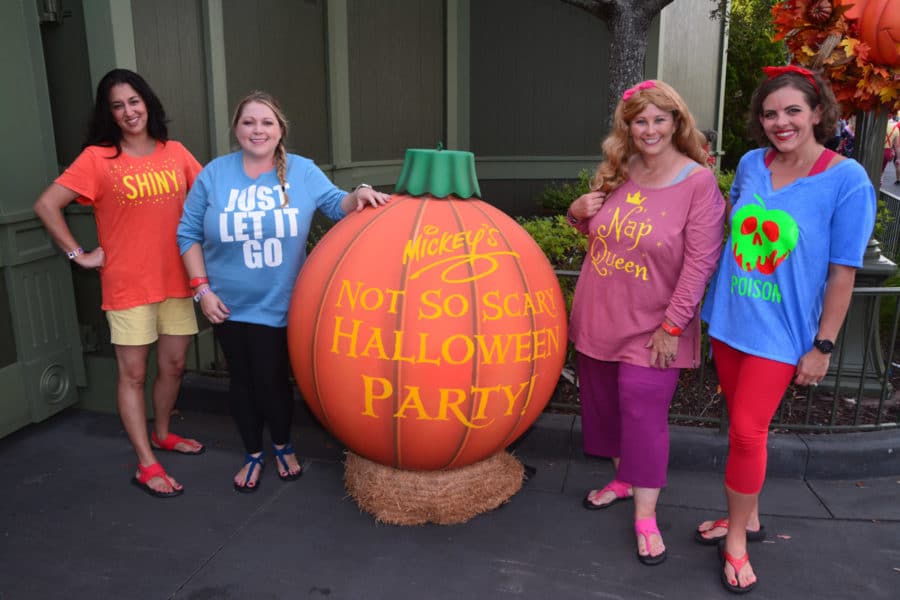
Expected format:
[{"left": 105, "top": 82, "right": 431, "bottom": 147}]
[{"left": 731, "top": 194, "right": 799, "bottom": 275}]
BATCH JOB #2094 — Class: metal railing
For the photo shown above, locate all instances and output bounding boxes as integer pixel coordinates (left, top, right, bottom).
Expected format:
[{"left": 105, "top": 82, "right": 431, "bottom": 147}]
[
  {"left": 880, "top": 189, "right": 900, "bottom": 262},
  {"left": 549, "top": 272, "right": 900, "bottom": 433}
]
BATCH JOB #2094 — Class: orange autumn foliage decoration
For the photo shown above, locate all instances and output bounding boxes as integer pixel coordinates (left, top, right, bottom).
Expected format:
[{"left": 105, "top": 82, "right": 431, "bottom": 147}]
[{"left": 772, "top": 0, "right": 900, "bottom": 113}]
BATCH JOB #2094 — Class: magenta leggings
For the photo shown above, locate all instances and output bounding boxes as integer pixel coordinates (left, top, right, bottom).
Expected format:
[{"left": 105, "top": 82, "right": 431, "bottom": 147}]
[
  {"left": 578, "top": 353, "right": 680, "bottom": 488},
  {"left": 711, "top": 339, "right": 796, "bottom": 494}
]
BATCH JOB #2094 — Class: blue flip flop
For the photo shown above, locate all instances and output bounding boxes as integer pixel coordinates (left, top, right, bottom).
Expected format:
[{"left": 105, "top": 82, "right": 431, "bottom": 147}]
[
  {"left": 272, "top": 443, "right": 303, "bottom": 481},
  {"left": 234, "top": 452, "right": 264, "bottom": 493}
]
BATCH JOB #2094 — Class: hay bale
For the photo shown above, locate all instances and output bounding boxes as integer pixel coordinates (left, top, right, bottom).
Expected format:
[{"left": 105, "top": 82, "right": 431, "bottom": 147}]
[{"left": 344, "top": 451, "right": 524, "bottom": 525}]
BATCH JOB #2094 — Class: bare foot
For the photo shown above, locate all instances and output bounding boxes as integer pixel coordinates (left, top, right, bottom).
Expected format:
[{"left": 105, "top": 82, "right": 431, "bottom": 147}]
[
  {"left": 584, "top": 483, "right": 633, "bottom": 508},
  {"left": 636, "top": 529, "right": 666, "bottom": 560},
  {"left": 135, "top": 467, "right": 182, "bottom": 494},
  {"left": 152, "top": 431, "right": 204, "bottom": 454},
  {"left": 723, "top": 551, "right": 757, "bottom": 590},
  {"left": 234, "top": 453, "right": 264, "bottom": 491},
  {"left": 273, "top": 445, "right": 302, "bottom": 479},
  {"left": 696, "top": 518, "right": 729, "bottom": 541}
]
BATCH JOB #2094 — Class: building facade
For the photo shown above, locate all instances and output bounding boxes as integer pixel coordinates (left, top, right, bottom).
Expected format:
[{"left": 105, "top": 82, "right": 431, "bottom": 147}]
[{"left": 0, "top": 0, "right": 726, "bottom": 437}]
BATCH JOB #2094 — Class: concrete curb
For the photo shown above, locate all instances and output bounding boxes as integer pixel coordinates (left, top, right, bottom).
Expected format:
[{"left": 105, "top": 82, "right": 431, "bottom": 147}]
[
  {"left": 570, "top": 416, "right": 899, "bottom": 480},
  {"left": 178, "top": 374, "right": 900, "bottom": 480}
]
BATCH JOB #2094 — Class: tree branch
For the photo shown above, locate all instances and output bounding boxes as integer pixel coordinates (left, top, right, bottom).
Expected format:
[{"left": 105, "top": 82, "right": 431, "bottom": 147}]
[
  {"left": 559, "top": 0, "right": 614, "bottom": 21},
  {"left": 638, "top": 0, "right": 675, "bottom": 20}
]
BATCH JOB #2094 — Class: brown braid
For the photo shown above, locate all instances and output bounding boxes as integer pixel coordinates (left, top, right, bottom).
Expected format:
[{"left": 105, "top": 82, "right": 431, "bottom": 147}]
[{"left": 275, "top": 139, "right": 289, "bottom": 206}]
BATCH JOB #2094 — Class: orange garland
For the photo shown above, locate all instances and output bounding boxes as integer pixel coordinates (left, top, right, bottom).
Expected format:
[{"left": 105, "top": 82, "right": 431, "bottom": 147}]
[{"left": 771, "top": 0, "right": 900, "bottom": 113}]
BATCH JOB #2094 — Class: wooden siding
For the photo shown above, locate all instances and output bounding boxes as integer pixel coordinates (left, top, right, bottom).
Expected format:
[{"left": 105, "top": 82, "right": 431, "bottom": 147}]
[
  {"left": 657, "top": 1, "right": 723, "bottom": 133},
  {"left": 347, "top": 0, "right": 444, "bottom": 162},
  {"left": 469, "top": 0, "right": 609, "bottom": 157},
  {"left": 132, "top": 0, "right": 211, "bottom": 163},
  {"left": 222, "top": 0, "right": 331, "bottom": 164}
]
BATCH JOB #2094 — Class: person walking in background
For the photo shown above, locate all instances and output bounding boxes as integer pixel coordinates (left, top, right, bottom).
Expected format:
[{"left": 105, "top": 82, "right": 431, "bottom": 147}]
[
  {"left": 567, "top": 80, "right": 725, "bottom": 566},
  {"left": 884, "top": 112, "right": 899, "bottom": 184},
  {"left": 889, "top": 112, "right": 900, "bottom": 185},
  {"left": 177, "top": 91, "right": 390, "bottom": 493},
  {"left": 33, "top": 69, "right": 205, "bottom": 499},
  {"left": 701, "top": 129, "right": 718, "bottom": 169},
  {"left": 837, "top": 116, "right": 854, "bottom": 158},
  {"left": 697, "top": 65, "right": 875, "bottom": 593}
]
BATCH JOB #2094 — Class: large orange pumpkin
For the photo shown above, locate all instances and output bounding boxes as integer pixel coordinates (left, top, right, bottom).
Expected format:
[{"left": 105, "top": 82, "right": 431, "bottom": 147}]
[
  {"left": 287, "top": 149, "right": 567, "bottom": 470},
  {"left": 839, "top": 0, "right": 900, "bottom": 66}
]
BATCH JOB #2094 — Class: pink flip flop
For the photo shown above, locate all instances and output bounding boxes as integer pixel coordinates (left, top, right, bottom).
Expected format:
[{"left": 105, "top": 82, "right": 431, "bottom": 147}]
[
  {"left": 582, "top": 479, "right": 633, "bottom": 510},
  {"left": 635, "top": 516, "right": 667, "bottom": 566}
]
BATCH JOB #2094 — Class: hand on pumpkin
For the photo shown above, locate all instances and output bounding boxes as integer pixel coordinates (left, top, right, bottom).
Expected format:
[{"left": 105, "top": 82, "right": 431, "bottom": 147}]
[
  {"left": 569, "top": 191, "right": 607, "bottom": 220},
  {"left": 198, "top": 288, "right": 230, "bottom": 324},
  {"left": 348, "top": 187, "right": 391, "bottom": 212},
  {"left": 646, "top": 327, "right": 679, "bottom": 369},
  {"left": 794, "top": 348, "right": 829, "bottom": 387}
]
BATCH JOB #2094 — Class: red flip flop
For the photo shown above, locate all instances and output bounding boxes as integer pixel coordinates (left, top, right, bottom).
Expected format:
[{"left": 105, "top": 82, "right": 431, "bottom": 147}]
[
  {"left": 131, "top": 462, "right": 183, "bottom": 498},
  {"left": 720, "top": 547, "right": 757, "bottom": 594},
  {"left": 695, "top": 518, "right": 767, "bottom": 545},
  {"left": 151, "top": 431, "right": 205, "bottom": 455}
]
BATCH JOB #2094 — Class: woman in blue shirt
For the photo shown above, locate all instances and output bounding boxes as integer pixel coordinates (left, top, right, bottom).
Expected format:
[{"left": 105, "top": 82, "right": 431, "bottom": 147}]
[
  {"left": 177, "top": 91, "right": 389, "bottom": 492},
  {"left": 696, "top": 66, "right": 875, "bottom": 593}
]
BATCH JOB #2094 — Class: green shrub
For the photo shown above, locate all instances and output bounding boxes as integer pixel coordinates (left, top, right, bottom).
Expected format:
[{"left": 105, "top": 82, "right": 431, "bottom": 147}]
[
  {"left": 874, "top": 197, "right": 894, "bottom": 245},
  {"left": 716, "top": 169, "right": 735, "bottom": 199},
  {"left": 517, "top": 214, "right": 587, "bottom": 317},
  {"left": 536, "top": 169, "right": 593, "bottom": 213},
  {"left": 517, "top": 214, "right": 587, "bottom": 272}
]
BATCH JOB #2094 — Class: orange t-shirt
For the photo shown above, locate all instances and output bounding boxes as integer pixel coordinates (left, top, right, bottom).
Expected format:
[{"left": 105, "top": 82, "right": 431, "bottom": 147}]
[{"left": 56, "top": 140, "right": 202, "bottom": 310}]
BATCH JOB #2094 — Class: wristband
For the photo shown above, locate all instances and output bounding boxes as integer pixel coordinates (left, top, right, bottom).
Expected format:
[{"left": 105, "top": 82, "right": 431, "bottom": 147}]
[
  {"left": 193, "top": 286, "right": 212, "bottom": 303},
  {"left": 660, "top": 321, "right": 682, "bottom": 337},
  {"left": 189, "top": 276, "right": 209, "bottom": 289},
  {"left": 66, "top": 247, "right": 84, "bottom": 260}
]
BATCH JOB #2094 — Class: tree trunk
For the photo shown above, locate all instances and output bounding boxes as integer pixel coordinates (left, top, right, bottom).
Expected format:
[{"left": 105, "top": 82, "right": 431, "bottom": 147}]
[{"left": 561, "top": 0, "right": 674, "bottom": 123}]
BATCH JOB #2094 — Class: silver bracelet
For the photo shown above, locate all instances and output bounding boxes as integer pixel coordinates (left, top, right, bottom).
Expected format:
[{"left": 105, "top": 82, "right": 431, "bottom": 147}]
[{"left": 354, "top": 183, "right": 373, "bottom": 193}]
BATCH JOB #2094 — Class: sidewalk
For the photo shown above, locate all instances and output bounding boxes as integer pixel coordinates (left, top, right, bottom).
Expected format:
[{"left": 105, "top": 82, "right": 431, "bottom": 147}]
[{"left": 2, "top": 378, "right": 899, "bottom": 600}]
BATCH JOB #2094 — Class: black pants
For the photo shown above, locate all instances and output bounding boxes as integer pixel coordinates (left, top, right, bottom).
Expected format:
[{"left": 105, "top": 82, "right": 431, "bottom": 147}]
[{"left": 214, "top": 320, "right": 293, "bottom": 453}]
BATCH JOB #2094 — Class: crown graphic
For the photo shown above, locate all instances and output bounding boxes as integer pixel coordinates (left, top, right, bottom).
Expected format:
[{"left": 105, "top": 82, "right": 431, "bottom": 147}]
[{"left": 626, "top": 191, "right": 646, "bottom": 206}]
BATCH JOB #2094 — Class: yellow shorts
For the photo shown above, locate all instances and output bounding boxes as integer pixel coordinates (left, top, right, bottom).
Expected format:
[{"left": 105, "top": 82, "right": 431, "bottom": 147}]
[{"left": 107, "top": 298, "right": 199, "bottom": 346}]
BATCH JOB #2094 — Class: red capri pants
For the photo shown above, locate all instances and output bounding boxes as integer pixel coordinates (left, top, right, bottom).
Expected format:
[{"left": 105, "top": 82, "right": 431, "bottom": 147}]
[{"left": 711, "top": 339, "right": 796, "bottom": 494}]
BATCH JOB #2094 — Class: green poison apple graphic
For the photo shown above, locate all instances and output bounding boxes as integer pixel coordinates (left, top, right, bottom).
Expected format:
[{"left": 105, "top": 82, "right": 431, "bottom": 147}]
[{"left": 731, "top": 194, "right": 799, "bottom": 275}]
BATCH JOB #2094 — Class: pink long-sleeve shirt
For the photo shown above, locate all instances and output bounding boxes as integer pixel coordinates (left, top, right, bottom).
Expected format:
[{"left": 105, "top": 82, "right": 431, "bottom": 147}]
[{"left": 569, "top": 167, "right": 725, "bottom": 368}]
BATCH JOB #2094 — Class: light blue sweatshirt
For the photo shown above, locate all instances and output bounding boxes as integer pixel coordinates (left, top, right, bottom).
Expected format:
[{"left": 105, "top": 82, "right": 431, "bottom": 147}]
[{"left": 177, "top": 152, "right": 346, "bottom": 327}]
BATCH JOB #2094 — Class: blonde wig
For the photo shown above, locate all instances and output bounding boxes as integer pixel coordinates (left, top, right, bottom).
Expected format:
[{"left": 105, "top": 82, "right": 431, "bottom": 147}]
[{"left": 593, "top": 80, "right": 707, "bottom": 194}]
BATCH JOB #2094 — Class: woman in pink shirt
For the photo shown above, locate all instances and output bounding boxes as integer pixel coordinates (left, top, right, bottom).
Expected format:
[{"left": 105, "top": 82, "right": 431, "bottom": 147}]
[{"left": 567, "top": 80, "right": 725, "bottom": 565}]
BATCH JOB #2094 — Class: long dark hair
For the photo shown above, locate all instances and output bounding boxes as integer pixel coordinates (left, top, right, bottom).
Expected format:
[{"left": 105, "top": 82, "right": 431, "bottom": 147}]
[{"left": 84, "top": 69, "right": 169, "bottom": 157}]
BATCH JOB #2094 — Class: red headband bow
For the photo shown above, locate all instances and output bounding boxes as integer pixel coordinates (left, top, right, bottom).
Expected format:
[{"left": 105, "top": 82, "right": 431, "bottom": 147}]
[
  {"left": 762, "top": 65, "right": 820, "bottom": 94},
  {"left": 622, "top": 80, "right": 655, "bottom": 101}
]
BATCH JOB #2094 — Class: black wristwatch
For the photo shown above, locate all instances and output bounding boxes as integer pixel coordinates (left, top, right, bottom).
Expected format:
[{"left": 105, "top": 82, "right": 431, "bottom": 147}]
[{"left": 813, "top": 338, "right": 834, "bottom": 354}]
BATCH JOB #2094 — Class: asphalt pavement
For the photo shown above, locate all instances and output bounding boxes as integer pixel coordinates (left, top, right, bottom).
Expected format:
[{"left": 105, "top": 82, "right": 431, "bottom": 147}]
[{"left": 1, "top": 373, "right": 898, "bottom": 600}]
